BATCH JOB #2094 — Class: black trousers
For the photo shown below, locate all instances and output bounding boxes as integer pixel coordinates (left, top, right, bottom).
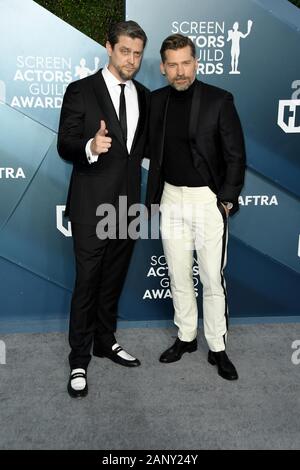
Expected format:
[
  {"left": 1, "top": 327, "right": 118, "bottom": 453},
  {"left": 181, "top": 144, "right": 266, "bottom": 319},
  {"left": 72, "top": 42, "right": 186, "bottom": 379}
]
[{"left": 69, "top": 222, "right": 135, "bottom": 369}]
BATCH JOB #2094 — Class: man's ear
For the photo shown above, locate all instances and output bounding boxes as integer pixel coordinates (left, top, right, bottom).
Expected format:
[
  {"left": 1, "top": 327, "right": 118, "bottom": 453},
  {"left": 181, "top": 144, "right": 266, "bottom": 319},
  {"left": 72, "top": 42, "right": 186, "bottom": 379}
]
[
  {"left": 160, "top": 62, "right": 165, "bottom": 75},
  {"left": 106, "top": 41, "right": 112, "bottom": 57}
]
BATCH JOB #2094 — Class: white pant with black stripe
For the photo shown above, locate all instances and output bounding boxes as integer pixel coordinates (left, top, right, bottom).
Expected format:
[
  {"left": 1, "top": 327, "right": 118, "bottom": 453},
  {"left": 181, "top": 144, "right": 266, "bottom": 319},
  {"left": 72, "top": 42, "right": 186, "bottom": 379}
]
[{"left": 160, "top": 183, "right": 229, "bottom": 352}]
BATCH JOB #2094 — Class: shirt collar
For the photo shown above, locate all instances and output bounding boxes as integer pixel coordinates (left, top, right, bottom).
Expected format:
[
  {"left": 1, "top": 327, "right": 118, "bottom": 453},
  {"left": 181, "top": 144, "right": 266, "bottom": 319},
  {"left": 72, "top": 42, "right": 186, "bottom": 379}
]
[{"left": 102, "top": 64, "right": 133, "bottom": 90}]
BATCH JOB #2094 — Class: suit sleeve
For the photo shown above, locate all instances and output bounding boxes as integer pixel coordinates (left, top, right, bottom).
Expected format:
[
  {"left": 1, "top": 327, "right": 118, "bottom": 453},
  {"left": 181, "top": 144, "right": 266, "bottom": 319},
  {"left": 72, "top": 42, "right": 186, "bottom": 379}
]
[
  {"left": 217, "top": 92, "right": 246, "bottom": 205},
  {"left": 57, "top": 81, "right": 89, "bottom": 166}
]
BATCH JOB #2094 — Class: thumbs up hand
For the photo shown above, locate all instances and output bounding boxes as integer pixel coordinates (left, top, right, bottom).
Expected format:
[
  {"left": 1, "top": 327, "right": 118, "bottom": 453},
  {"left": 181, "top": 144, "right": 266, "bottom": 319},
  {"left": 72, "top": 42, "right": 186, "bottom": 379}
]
[{"left": 91, "top": 120, "right": 112, "bottom": 154}]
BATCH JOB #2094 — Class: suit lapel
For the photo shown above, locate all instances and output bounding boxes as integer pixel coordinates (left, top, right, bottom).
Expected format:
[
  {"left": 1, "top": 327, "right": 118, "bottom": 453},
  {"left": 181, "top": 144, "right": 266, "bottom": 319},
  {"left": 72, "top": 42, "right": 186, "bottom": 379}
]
[
  {"left": 189, "top": 80, "right": 202, "bottom": 145},
  {"left": 158, "top": 88, "right": 171, "bottom": 166},
  {"left": 189, "top": 80, "right": 209, "bottom": 173},
  {"left": 92, "top": 70, "right": 126, "bottom": 149},
  {"left": 130, "top": 81, "right": 146, "bottom": 154}
]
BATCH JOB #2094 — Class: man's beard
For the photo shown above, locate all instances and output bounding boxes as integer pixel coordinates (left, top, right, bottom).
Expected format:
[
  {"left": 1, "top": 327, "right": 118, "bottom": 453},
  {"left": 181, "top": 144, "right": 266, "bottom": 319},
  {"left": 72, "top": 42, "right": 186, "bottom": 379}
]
[
  {"left": 171, "top": 76, "right": 194, "bottom": 91},
  {"left": 117, "top": 65, "right": 139, "bottom": 81}
]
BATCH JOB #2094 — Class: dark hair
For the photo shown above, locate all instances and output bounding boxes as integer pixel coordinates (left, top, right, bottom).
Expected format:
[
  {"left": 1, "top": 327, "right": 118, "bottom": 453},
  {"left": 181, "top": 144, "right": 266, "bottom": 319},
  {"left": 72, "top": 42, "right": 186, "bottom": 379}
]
[
  {"left": 107, "top": 20, "right": 147, "bottom": 48},
  {"left": 160, "top": 34, "right": 196, "bottom": 62}
]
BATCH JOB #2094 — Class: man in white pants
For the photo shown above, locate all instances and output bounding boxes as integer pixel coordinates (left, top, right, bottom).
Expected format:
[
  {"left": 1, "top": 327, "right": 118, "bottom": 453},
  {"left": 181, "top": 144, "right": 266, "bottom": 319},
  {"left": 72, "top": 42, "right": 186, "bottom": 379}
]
[{"left": 146, "top": 34, "right": 246, "bottom": 380}]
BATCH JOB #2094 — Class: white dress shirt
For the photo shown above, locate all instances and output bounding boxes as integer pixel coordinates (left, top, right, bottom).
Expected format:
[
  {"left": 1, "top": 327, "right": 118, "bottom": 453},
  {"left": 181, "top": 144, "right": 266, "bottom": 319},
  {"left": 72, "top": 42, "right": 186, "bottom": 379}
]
[{"left": 86, "top": 64, "right": 139, "bottom": 163}]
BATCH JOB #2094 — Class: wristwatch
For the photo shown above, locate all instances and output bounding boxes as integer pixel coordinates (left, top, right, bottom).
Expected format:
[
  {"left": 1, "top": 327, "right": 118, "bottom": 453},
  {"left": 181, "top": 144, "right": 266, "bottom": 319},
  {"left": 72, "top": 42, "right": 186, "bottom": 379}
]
[{"left": 222, "top": 201, "right": 233, "bottom": 210}]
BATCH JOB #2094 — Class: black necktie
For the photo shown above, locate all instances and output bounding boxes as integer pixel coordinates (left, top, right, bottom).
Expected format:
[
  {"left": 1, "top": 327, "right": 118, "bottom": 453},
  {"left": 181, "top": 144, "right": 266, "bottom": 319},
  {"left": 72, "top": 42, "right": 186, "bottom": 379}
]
[{"left": 118, "top": 84, "right": 127, "bottom": 143}]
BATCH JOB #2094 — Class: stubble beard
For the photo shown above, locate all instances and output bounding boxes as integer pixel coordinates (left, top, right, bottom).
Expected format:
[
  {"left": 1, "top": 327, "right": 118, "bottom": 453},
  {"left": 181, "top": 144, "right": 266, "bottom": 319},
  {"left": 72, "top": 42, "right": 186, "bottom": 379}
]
[
  {"left": 117, "top": 65, "right": 139, "bottom": 81},
  {"left": 171, "top": 76, "right": 194, "bottom": 91}
]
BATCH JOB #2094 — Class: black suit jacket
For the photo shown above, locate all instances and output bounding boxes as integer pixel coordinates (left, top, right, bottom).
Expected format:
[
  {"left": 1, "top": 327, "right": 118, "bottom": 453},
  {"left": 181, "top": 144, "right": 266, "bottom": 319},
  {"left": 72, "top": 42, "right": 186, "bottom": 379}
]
[
  {"left": 145, "top": 80, "right": 246, "bottom": 215},
  {"left": 57, "top": 69, "right": 150, "bottom": 224}
]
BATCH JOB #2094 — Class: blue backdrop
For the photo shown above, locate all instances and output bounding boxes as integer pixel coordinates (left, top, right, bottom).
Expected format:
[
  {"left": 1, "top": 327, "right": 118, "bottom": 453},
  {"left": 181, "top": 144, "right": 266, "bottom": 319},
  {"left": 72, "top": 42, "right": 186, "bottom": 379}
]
[{"left": 0, "top": 0, "right": 299, "bottom": 332}]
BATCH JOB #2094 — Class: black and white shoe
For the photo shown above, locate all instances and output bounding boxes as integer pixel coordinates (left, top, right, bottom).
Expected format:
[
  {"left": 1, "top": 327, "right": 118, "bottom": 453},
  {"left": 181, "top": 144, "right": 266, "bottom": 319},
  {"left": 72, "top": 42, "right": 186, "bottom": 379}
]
[
  {"left": 67, "top": 368, "right": 88, "bottom": 398},
  {"left": 93, "top": 343, "right": 141, "bottom": 367}
]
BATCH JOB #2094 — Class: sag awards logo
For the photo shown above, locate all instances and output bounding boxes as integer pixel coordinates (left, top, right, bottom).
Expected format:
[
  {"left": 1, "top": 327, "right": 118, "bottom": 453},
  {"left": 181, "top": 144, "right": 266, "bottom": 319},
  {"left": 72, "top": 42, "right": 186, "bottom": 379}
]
[
  {"left": 171, "top": 19, "right": 253, "bottom": 75},
  {"left": 277, "top": 80, "right": 300, "bottom": 133},
  {"left": 143, "top": 255, "right": 199, "bottom": 300},
  {"left": 8, "top": 56, "right": 100, "bottom": 109}
]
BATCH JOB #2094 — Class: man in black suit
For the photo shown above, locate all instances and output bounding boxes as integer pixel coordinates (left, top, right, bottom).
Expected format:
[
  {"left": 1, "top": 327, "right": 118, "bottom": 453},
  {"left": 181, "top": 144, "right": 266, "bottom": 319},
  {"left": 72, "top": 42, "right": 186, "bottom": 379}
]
[
  {"left": 58, "top": 21, "right": 150, "bottom": 398},
  {"left": 146, "top": 34, "right": 246, "bottom": 380}
]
